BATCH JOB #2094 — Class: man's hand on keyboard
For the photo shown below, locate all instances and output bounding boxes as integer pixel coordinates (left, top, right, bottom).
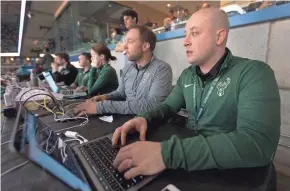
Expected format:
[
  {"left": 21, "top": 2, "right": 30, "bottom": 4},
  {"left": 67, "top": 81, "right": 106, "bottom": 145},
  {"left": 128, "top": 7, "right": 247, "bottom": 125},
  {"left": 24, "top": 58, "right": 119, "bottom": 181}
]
[
  {"left": 89, "top": 95, "right": 108, "bottom": 102},
  {"left": 76, "top": 86, "right": 87, "bottom": 92},
  {"left": 113, "top": 141, "right": 166, "bottom": 179},
  {"left": 112, "top": 117, "right": 148, "bottom": 146},
  {"left": 74, "top": 99, "right": 97, "bottom": 116}
]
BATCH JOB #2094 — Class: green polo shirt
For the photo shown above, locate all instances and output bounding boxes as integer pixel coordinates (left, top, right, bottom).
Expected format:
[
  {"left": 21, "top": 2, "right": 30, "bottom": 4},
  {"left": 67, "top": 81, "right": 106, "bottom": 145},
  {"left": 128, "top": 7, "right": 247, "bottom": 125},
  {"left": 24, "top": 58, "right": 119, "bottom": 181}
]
[{"left": 74, "top": 67, "right": 91, "bottom": 87}]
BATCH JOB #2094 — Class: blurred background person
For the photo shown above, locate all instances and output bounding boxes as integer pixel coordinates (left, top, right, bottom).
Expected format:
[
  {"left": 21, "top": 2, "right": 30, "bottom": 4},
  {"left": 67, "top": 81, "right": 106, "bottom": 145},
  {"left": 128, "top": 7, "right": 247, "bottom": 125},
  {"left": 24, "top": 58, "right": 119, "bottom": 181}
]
[
  {"left": 40, "top": 47, "right": 54, "bottom": 71},
  {"left": 168, "top": 10, "right": 177, "bottom": 21},
  {"left": 105, "top": 28, "right": 123, "bottom": 45},
  {"left": 51, "top": 53, "right": 78, "bottom": 86},
  {"left": 71, "top": 52, "right": 91, "bottom": 91},
  {"left": 143, "top": 17, "right": 153, "bottom": 28},
  {"left": 184, "top": 9, "right": 191, "bottom": 20}
]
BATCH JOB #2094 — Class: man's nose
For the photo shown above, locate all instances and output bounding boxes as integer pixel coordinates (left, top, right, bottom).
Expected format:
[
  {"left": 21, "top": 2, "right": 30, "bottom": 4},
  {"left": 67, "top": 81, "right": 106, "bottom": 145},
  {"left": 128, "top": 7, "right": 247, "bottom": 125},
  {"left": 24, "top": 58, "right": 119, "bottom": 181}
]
[{"left": 183, "top": 35, "right": 190, "bottom": 47}]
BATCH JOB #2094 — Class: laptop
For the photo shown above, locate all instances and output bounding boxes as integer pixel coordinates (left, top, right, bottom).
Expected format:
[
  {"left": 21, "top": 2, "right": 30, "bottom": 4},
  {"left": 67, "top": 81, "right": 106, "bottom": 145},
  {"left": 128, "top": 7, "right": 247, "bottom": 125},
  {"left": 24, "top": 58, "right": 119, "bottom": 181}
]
[
  {"left": 10, "top": 110, "right": 156, "bottom": 191},
  {"left": 42, "top": 72, "right": 87, "bottom": 98}
]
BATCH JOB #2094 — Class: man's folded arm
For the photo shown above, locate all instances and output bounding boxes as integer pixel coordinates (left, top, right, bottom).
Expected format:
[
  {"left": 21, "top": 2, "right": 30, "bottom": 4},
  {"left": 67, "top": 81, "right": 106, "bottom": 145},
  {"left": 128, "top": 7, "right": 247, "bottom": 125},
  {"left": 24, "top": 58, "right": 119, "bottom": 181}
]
[
  {"left": 52, "top": 71, "right": 63, "bottom": 83},
  {"left": 160, "top": 64, "right": 281, "bottom": 171}
]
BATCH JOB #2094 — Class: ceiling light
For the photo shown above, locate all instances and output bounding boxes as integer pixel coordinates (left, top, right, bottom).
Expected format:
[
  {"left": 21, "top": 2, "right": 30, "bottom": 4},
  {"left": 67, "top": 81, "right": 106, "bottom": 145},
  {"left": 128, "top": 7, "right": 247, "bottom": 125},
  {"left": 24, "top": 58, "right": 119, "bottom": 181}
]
[
  {"left": 27, "top": 11, "right": 31, "bottom": 18},
  {"left": 26, "top": 57, "right": 30, "bottom": 61},
  {"left": 108, "top": 4, "right": 112, "bottom": 7},
  {"left": 167, "top": 4, "right": 171, "bottom": 7},
  {"left": 11, "top": 58, "right": 14, "bottom": 61},
  {"left": 77, "top": 21, "right": 80, "bottom": 26}
]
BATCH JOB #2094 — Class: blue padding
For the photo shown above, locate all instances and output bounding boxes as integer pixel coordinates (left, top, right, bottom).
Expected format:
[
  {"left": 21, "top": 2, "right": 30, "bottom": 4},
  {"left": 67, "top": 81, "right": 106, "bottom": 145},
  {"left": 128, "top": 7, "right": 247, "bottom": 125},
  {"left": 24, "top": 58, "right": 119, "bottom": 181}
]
[
  {"left": 107, "top": 44, "right": 116, "bottom": 50},
  {"left": 229, "top": 3, "right": 290, "bottom": 28},
  {"left": 156, "top": 28, "right": 185, "bottom": 41},
  {"left": 70, "top": 55, "right": 79, "bottom": 62}
]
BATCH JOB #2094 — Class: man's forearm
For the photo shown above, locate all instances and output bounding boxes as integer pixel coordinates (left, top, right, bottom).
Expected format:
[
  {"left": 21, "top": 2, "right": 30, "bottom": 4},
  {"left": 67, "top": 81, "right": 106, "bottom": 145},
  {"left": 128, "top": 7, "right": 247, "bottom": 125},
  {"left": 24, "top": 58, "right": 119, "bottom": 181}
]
[
  {"left": 105, "top": 90, "right": 126, "bottom": 101},
  {"left": 161, "top": 127, "right": 277, "bottom": 171},
  {"left": 139, "top": 104, "right": 176, "bottom": 128},
  {"left": 52, "top": 72, "right": 63, "bottom": 83},
  {"left": 96, "top": 99, "right": 163, "bottom": 115}
]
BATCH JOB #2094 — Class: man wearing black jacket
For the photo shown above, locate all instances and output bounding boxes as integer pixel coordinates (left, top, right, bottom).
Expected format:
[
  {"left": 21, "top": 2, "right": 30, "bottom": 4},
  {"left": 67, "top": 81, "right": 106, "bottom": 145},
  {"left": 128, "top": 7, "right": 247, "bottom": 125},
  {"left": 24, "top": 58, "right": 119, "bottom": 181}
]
[{"left": 51, "top": 53, "right": 78, "bottom": 86}]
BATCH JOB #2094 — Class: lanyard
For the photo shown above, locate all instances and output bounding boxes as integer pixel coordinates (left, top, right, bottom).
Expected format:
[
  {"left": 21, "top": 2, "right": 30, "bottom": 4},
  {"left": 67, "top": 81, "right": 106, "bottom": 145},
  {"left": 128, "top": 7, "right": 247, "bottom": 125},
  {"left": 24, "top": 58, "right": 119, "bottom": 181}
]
[{"left": 193, "top": 75, "right": 220, "bottom": 125}]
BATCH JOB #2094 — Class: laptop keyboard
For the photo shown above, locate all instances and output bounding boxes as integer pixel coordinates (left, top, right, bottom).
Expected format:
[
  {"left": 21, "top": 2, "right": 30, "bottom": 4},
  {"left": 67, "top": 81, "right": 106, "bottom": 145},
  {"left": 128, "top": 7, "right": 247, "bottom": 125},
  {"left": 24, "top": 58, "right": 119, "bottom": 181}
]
[
  {"left": 62, "top": 90, "right": 74, "bottom": 95},
  {"left": 79, "top": 137, "right": 144, "bottom": 191}
]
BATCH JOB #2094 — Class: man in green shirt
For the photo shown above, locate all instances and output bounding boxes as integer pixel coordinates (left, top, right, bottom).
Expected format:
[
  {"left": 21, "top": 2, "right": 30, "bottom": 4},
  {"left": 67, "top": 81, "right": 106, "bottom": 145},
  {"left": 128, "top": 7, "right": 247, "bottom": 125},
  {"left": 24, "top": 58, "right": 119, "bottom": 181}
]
[
  {"left": 111, "top": 8, "right": 281, "bottom": 179},
  {"left": 70, "top": 52, "right": 92, "bottom": 90}
]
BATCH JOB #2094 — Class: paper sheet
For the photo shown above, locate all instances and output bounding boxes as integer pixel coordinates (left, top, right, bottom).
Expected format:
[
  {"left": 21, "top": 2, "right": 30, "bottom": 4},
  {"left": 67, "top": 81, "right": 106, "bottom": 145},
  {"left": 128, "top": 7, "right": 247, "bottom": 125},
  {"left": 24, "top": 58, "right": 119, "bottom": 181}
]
[{"left": 99, "top": 115, "right": 113, "bottom": 123}]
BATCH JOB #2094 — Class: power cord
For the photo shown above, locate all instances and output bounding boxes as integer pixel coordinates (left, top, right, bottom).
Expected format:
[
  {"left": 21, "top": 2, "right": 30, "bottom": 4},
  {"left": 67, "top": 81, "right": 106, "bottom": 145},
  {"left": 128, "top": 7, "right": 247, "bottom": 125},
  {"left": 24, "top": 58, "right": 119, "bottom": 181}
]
[{"left": 1, "top": 161, "right": 29, "bottom": 177}]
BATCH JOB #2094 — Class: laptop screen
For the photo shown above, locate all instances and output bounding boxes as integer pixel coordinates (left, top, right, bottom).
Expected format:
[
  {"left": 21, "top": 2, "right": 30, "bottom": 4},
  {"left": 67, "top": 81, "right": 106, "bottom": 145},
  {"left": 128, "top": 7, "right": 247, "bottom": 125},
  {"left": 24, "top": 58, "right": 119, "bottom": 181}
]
[
  {"left": 42, "top": 72, "right": 59, "bottom": 93},
  {"left": 11, "top": 112, "right": 91, "bottom": 191}
]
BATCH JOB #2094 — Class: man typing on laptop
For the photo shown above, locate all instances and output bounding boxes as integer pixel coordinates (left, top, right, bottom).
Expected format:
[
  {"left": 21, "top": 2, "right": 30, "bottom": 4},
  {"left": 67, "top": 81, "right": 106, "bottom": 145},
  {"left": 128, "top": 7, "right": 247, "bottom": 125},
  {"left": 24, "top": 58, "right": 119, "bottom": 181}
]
[{"left": 111, "top": 8, "right": 280, "bottom": 179}]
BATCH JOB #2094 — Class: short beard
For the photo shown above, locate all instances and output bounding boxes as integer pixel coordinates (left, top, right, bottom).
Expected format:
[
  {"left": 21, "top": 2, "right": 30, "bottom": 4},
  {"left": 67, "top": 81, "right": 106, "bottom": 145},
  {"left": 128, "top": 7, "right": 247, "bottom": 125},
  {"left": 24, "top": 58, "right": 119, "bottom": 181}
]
[{"left": 128, "top": 53, "right": 142, "bottom": 62}]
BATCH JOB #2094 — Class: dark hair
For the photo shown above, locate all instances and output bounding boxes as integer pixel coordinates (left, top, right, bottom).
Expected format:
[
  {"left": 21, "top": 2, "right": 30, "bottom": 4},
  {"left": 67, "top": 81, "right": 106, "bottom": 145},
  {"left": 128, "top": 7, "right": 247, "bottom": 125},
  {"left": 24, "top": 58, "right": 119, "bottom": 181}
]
[
  {"left": 130, "top": 25, "right": 156, "bottom": 52},
  {"left": 91, "top": 43, "right": 116, "bottom": 62},
  {"left": 122, "top": 9, "right": 138, "bottom": 24},
  {"left": 80, "top": 52, "right": 91, "bottom": 63},
  {"left": 55, "top": 52, "right": 70, "bottom": 63},
  {"left": 114, "top": 28, "right": 122, "bottom": 35}
]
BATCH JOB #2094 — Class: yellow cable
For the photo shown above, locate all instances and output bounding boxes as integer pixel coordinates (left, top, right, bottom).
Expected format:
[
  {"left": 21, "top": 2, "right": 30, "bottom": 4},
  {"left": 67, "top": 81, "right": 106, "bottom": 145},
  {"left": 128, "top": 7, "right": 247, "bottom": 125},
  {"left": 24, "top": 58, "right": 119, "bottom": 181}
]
[{"left": 42, "top": 96, "right": 64, "bottom": 115}]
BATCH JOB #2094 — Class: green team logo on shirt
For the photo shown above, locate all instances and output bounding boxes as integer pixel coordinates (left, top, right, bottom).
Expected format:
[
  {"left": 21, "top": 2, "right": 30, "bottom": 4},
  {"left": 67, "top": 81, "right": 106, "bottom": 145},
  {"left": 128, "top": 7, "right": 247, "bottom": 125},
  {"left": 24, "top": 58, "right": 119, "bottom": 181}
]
[{"left": 216, "top": 78, "right": 231, "bottom": 96}]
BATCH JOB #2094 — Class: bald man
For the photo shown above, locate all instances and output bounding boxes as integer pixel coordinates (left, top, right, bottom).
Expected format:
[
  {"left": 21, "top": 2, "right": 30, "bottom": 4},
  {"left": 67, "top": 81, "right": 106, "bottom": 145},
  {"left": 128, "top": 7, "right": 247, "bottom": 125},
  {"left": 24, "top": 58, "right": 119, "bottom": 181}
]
[{"left": 112, "top": 8, "right": 280, "bottom": 179}]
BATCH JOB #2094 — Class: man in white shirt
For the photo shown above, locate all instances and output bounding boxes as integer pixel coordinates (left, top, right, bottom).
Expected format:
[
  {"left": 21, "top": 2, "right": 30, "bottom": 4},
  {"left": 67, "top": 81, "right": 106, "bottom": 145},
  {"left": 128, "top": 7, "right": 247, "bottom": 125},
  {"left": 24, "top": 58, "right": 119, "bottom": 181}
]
[{"left": 115, "top": 10, "right": 138, "bottom": 68}]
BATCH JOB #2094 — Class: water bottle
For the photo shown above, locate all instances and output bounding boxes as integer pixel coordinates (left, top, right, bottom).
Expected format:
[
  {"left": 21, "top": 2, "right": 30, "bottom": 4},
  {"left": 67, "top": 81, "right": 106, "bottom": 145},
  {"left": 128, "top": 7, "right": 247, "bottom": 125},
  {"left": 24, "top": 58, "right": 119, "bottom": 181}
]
[
  {"left": 30, "top": 69, "right": 38, "bottom": 87},
  {"left": 4, "top": 88, "right": 13, "bottom": 107},
  {"left": 11, "top": 77, "right": 17, "bottom": 86}
]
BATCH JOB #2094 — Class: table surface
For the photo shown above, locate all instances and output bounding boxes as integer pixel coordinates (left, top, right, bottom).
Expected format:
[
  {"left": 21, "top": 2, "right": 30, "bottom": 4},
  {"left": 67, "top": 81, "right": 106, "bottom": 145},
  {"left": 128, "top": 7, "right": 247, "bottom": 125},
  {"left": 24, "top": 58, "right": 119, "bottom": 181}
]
[{"left": 1, "top": 112, "right": 276, "bottom": 191}]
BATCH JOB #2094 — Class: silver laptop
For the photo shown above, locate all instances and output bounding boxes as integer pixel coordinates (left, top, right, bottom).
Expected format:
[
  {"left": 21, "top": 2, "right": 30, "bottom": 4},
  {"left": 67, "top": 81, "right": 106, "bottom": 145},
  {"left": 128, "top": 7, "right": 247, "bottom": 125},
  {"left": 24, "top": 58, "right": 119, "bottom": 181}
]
[{"left": 42, "top": 72, "right": 87, "bottom": 97}]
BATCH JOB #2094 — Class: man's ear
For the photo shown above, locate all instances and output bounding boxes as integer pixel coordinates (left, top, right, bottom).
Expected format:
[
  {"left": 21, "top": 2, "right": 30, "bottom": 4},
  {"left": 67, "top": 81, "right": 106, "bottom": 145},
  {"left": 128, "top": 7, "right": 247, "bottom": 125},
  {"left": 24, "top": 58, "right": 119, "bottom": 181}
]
[
  {"left": 216, "top": 29, "right": 227, "bottom": 46},
  {"left": 142, "top": 42, "right": 150, "bottom": 51},
  {"left": 100, "top": 54, "right": 105, "bottom": 60}
]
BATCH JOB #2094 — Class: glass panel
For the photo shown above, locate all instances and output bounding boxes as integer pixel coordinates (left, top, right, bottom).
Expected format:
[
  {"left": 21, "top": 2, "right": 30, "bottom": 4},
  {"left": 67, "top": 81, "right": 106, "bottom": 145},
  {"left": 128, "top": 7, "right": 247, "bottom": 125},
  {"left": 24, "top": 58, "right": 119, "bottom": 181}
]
[
  {"left": 52, "top": 1, "right": 131, "bottom": 53},
  {"left": 1, "top": 1, "right": 21, "bottom": 53}
]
